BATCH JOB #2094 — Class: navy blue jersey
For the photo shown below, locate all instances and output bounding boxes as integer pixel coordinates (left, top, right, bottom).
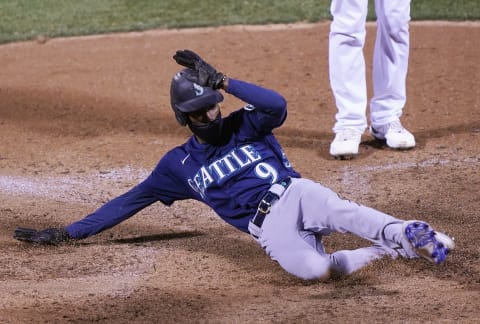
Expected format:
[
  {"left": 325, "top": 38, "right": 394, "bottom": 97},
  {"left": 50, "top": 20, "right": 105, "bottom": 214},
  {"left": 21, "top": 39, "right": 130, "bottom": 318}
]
[{"left": 67, "top": 79, "right": 300, "bottom": 239}]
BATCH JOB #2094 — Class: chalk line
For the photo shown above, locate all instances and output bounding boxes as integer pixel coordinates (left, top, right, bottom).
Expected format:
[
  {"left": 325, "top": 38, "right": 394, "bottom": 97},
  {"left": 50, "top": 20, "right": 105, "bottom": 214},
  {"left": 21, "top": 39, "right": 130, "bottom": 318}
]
[{"left": 0, "top": 157, "right": 478, "bottom": 201}]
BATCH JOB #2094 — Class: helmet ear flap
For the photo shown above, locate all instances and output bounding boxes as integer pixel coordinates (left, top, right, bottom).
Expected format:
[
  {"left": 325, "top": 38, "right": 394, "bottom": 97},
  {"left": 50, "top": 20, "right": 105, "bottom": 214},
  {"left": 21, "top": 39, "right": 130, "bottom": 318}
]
[{"left": 174, "top": 106, "right": 188, "bottom": 126}]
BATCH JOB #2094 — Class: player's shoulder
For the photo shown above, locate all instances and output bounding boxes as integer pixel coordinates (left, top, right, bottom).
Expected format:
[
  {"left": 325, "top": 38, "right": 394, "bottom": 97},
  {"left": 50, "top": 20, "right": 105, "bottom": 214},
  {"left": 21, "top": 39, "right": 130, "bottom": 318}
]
[
  {"left": 158, "top": 143, "right": 189, "bottom": 164},
  {"left": 167, "top": 142, "right": 189, "bottom": 157}
]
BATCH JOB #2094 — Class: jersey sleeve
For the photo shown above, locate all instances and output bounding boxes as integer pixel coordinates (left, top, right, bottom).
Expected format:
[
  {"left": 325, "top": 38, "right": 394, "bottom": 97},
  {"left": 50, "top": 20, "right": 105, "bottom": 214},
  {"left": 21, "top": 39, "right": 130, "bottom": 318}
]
[
  {"left": 65, "top": 182, "right": 159, "bottom": 239},
  {"left": 225, "top": 78, "right": 287, "bottom": 133},
  {"left": 141, "top": 153, "right": 194, "bottom": 205},
  {"left": 66, "top": 152, "right": 192, "bottom": 240}
]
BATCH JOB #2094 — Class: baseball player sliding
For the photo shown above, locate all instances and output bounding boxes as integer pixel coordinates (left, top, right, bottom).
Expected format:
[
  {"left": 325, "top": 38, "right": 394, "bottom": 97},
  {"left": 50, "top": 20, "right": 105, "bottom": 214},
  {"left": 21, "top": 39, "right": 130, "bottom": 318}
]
[{"left": 14, "top": 50, "right": 454, "bottom": 281}]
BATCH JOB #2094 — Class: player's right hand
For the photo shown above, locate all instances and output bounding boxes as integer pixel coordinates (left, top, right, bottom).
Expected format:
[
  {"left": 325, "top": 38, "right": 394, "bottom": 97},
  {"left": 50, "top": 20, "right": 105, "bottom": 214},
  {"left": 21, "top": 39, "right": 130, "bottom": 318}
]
[
  {"left": 13, "top": 227, "right": 72, "bottom": 245},
  {"left": 173, "top": 49, "right": 225, "bottom": 90}
]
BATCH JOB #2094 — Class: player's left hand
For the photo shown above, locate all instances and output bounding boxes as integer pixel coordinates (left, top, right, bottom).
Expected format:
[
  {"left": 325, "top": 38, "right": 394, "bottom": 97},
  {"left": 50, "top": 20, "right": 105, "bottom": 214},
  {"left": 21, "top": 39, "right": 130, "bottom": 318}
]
[
  {"left": 13, "top": 227, "right": 72, "bottom": 245},
  {"left": 173, "top": 49, "right": 225, "bottom": 89}
]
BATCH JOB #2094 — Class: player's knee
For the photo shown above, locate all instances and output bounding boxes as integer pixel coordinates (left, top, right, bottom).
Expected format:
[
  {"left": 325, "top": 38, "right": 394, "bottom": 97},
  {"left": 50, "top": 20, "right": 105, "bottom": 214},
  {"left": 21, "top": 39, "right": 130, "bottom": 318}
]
[
  {"left": 330, "top": 21, "right": 365, "bottom": 47},
  {"left": 389, "top": 26, "right": 409, "bottom": 43},
  {"left": 383, "top": 17, "right": 410, "bottom": 43},
  {"left": 294, "top": 257, "right": 331, "bottom": 281},
  {"left": 330, "top": 13, "right": 366, "bottom": 47}
]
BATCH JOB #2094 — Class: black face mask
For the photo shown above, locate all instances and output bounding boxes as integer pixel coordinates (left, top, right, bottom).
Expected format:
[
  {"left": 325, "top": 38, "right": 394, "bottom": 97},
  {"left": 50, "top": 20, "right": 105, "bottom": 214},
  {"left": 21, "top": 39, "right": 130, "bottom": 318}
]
[{"left": 188, "top": 112, "right": 226, "bottom": 146}]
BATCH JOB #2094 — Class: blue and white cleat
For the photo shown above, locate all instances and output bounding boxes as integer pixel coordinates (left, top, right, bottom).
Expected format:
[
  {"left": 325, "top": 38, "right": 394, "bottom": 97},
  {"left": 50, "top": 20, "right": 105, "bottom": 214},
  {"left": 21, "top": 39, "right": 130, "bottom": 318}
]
[{"left": 402, "top": 220, "right": 455, "bottom": 264}]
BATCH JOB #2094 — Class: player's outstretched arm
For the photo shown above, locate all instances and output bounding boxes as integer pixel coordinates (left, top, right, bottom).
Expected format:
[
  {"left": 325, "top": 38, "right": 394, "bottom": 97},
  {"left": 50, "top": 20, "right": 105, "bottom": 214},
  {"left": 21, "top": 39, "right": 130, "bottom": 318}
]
[{"left": 14, "top": 178, "right": 160, "bottom": 244}]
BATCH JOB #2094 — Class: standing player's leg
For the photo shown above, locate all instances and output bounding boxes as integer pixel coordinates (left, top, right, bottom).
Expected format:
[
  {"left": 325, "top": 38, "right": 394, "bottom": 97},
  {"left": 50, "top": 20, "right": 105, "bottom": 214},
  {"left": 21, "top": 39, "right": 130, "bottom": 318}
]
[
  {"left": 328, "top": 0, "right": 369, "bottom": 158},
  {"left": 369, "top": 0, "right": 415, "bottom": 148}
]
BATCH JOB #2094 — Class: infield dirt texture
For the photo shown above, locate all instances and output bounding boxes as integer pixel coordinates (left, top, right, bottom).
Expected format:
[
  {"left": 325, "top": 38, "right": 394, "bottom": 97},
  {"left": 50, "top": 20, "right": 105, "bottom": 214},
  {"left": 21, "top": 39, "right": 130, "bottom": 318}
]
[{"left": 0, "top": 22, "right": 479, "bottom": 323}]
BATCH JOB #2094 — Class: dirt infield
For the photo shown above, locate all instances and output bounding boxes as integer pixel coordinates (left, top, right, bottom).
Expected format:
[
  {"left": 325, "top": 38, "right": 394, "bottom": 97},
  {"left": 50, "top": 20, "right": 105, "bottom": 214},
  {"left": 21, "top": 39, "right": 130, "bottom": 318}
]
[{"left": 0, "top": 21, "right": 479, "bottom": 323}]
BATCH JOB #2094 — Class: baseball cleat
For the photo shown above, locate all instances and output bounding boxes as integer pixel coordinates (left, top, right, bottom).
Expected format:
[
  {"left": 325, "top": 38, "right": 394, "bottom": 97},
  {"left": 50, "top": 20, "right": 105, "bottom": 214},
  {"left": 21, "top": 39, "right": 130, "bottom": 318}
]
[
  {"left": 329, "top": 128, "right": 362, "bottom": 159},
  {"left": 370, "top": 120, "right": 415, "bottom": 149},
  {"left": 402, "top": 220, "right": 455, "bottom": 264}
]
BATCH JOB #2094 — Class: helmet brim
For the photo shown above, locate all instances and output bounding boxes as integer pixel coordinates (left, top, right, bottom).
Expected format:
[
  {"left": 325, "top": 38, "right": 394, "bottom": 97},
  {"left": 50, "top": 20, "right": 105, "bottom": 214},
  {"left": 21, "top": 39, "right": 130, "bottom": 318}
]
[{"left": 175, "top": 89, "right": 224, "bottom": 113}]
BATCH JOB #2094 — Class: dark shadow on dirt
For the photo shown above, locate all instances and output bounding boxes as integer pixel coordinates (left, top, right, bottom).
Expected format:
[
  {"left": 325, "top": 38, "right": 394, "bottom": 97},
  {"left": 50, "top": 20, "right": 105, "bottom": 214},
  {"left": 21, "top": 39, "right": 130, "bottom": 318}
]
[
  {"left": 106, "top": 231, "right": 204, "bottom": 244},
  {"left": 277, "top": 120, "right": 480, "bottom": 161},
  {"left": 275, "top": 128, "right": 330, "bottom": 146},
  {"left": 415, "top": 121, "right": 480, "bottom": 140},
  {"left": 278, "top": 120, "right": 480, "bottom": 150},
  {"left": 0, "top": 86, "right": 180, "bottom": 137},
  {"left": 2, "top": 86, "right": 478, "bottom": 153}
]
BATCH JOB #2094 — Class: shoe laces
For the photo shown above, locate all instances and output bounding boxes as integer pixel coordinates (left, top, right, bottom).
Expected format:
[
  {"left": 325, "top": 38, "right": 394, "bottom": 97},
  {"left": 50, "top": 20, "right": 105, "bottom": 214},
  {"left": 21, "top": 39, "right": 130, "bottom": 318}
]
[
  {"left": 337, "top": 128, "right": 361, "bottom": 141},
  {"left": 386, "top": 120, "right": 406, "bottom": 133}
]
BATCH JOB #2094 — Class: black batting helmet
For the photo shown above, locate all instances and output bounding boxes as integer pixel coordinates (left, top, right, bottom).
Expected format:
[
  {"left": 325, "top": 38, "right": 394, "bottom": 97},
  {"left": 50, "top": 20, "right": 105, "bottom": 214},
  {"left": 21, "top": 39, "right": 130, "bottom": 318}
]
[{"left": 170, "top": 69, "right": 224, "bottom": 126}]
